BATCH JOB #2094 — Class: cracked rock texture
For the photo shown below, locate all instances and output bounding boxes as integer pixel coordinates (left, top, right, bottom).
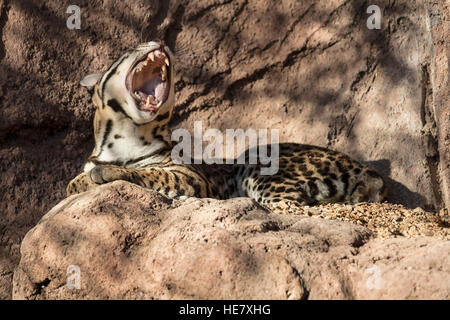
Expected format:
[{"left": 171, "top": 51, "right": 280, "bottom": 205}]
[
  {"left": 0, "top": 0, "right": 449, "bottom": 299},
  {"left": 12, "top": 182, "right": 450, "bottom": 299}
]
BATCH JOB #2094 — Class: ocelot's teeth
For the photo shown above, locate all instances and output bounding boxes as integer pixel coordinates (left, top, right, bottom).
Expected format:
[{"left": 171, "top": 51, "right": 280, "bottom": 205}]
[
  {"left": 146, "top": 96, "right": 151, "bottom": 108},
  {"left": 161, "top": 65, "right": 167, "bottom": 81},
  {"left": 149, "top": 52, "right": 155, "bottom": 62},
  {"left": 164, "top": 58, "right": 170, "bottom": 66},
  {"left": 157, "top": 100, "right": 163, "bottom": 108}
]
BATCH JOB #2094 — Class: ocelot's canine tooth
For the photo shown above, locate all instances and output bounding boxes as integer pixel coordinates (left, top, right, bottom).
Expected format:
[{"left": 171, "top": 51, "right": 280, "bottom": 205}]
[
  {"left": 161, "top": 65, "right": 167, "bottom": 81},
  {"left": 162, "top": 64, "right": 167, "bottom": 74},
  {"left": 149, "top": 52, "right": 155, "bottom": 62},
  {"left": 165, "top": 58, "right": 170, "bottom": 66}
]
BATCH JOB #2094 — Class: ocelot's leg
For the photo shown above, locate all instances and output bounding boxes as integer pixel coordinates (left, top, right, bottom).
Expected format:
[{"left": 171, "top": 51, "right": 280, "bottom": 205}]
[{"left": 67, "top": 165, "right": 218, "bottom": 199}]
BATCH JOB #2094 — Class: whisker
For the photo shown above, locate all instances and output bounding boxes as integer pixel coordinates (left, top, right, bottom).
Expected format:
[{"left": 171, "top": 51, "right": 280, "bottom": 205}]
[{"left": 173, "top": 44, "right": 191, "bottom": 57}]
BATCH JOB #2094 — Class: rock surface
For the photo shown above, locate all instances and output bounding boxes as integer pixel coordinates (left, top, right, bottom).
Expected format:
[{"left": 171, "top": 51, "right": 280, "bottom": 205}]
[
  {"left": 12, "top": 182, "right": 450, "bottom": 300},
  {"left": 1, "top": 0, "right": 449, "bottom": 299}
]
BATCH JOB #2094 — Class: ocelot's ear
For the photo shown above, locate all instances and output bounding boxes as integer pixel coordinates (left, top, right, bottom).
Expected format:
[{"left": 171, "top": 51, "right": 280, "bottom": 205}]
[{"left": 80, "top": 73, "right": 102, "bottom": 88}]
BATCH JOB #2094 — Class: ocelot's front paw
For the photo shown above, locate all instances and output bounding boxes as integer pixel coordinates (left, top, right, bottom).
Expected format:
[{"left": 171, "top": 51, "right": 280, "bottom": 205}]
[
  {"left": 66, "top": 165, "right": 136, "bottom": 197},
  {"left": 66, "top": 172, "right": 97, "bottom": 196},
  {"left": 89, "top": 165, "right": 133, "bottom": 184}
]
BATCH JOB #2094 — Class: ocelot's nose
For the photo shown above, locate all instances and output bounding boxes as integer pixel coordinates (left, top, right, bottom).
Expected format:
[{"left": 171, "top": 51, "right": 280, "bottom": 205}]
[{"left": 156, "top": 39, "right": 166, "bottom": 48}]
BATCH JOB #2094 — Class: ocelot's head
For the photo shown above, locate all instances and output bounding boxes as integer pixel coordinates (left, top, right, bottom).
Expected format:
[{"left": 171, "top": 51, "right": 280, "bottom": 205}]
[{"left": 81, "top": 41, "right": 175, "bottom": 125}]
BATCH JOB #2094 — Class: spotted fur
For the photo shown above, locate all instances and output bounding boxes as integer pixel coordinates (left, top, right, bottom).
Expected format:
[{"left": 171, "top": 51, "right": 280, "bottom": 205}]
[{"left": 67, "top": 41, "right": 388, "bottom": 210}]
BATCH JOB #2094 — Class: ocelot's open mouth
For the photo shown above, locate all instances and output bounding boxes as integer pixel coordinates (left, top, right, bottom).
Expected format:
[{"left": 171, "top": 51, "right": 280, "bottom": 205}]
[{"left": 126, "top": 48, "right": 170, "bottom": 113}]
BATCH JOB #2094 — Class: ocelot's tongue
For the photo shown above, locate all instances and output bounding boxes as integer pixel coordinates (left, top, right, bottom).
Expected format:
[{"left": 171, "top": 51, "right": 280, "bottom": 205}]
[
  {"left": 135, "top": 75, "right": 167, "bottom": 110},
  {"left": 141, "top": 77, "right": 166, "bottom": 102}
]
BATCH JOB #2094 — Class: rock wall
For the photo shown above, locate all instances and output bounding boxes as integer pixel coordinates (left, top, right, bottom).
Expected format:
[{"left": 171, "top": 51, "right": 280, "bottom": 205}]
[
  {"left": 429, "top": 0, "right": 450, "bottom": 209},
  {"left": 0, "top": 0, "right": 449, "bottom": 299}
]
